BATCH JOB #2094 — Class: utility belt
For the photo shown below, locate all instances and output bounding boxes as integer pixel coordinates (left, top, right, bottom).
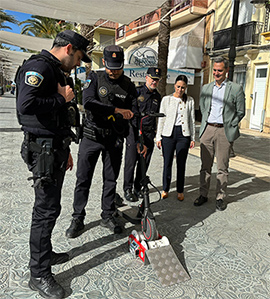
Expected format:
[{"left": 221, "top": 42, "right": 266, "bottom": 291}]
[
  {"left": 26, "top": 133, "right": 72, "bottom": 150},
  {"left": 22, "top": 132, "right": 71, "bottom": 188},
  {"left": 83, "top": 126, "right": 113, "bottom": 141}
]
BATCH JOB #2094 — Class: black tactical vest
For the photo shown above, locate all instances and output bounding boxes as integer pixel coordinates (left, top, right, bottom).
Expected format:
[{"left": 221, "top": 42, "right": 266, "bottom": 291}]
[
  {"left": 85, "top": 71, "right": 131, "bottom": 136},
  {"left": 15, "top": 54, "right": 79, "bottom": 130}
]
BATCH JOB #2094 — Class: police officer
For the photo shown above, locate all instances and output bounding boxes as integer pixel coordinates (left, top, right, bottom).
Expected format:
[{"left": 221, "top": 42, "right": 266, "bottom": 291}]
[
  {"left": 16, "top": 30, "right": 91, "bottom": 299},
  {"left": 66, "top": 45, "right": 137, "bottom": 238},
  {"left": 123, "top": 67, "right": 162, "bottom": 201}
]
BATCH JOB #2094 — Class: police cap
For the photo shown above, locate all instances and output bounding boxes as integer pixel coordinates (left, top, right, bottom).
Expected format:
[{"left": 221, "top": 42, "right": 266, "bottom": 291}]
[
  {"left": 56, "top": 30, "right": 91, "bottom": 63},
  {"left": 103, "top": 45, "right": 124, "bottom": 70},
  {"left": 147, "top": 67, "right": 162, "bottom": 80}
]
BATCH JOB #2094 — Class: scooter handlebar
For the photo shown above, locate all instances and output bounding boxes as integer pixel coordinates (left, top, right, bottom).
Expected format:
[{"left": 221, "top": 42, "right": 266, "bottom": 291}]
[{"left": 134, "top": 112, "right": 165, "bottom": 118}]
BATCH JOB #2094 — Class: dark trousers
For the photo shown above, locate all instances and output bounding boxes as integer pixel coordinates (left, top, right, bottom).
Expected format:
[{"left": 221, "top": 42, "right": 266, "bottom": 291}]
[
  {"left": 73, "top": 136, "right": 123, "bottom": 220},
  {"left": 123, "top": 128, "right": 154, "bottom": 191},
  {"left": 161, "top": 126, "right": 190, "bottom": 193},
  {"left": 23, "top": 145, "right": 69, "bottom": 278}
]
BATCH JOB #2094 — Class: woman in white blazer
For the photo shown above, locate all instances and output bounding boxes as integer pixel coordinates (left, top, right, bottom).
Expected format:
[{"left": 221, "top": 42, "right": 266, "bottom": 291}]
[{"left": 156, "top": 75, "right": 195, "bottom": 201}]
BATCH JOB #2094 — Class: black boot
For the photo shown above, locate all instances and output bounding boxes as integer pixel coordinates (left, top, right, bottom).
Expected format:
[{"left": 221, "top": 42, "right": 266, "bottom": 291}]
[
  {"left": 29, "top": 274, "right": 64, "bottom": 299},
  {"left": 65, "top": 218, "right": 84, "bottom": 238},
  {"left": 124, "top": 189, "right": 138, "bottom": 202}
]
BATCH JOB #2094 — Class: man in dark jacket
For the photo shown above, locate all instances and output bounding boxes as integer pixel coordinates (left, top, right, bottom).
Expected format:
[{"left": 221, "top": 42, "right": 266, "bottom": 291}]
[
  {"left": 123, "top": 67, "right": 161, "bottom": 202},
  {"left": 16, "top": 30, "right": 91, "bottom": 299},
  {"left": 66, "top": 45, "right": 138, "bottom": 238}
]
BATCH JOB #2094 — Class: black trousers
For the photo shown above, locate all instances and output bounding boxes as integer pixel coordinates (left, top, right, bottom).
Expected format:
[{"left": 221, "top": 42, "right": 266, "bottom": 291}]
[
  {"left": 123, "top": 127, "right": 154, "bottom": 191},
  {"left": 21, "top": 139, "right": 69, "bottom": 278},
  {"left": 161, "top": 126, "right": 190, "bottom": 193},
  {"left": 73, "top": 135, "right": 123, "bottom": 220}
]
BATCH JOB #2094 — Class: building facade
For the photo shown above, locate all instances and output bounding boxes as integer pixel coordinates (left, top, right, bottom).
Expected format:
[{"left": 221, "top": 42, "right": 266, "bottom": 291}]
[
  {"left": 208, "top": 0, "right": 270, "bottom": 133},
  {"left": 116, "top": 0, "right": 209, "bottom": 120},
  {"left": 91, "top": 19, "right": 116, "bottom": 70},
  {"left": 115, "top": 0, "right": 269, "bottom": 132}
]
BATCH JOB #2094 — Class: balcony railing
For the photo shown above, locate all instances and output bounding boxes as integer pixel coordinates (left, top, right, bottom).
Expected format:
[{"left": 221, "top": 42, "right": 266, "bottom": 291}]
[
  {"left": 213, "top": 21, "right": 264, "bottom": 50},
  {"left": 172, "top": 0, "right": 191, "bottom": 13}
]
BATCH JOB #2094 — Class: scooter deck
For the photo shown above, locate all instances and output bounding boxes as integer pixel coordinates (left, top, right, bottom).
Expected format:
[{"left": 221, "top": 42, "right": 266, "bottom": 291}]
[{"left": 117, "top": 205, "right": 141, "bottom": 224}]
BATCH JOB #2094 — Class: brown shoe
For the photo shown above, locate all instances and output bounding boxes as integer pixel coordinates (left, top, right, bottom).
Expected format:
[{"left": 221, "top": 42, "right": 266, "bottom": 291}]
[
  {"left": 177, "top": 193, "right": 184, "bottom": 201},
  {"left": 161, "top": 191, "right": 168, "bottom": 199}
]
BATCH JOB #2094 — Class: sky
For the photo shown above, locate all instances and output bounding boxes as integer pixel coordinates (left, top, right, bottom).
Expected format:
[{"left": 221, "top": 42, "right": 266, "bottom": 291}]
[
  {"left": 3, "top": 10, "right": 32, "bottom": 50},
  {"left": 4, "top": 10, "right": 32, "bottom": 33}
]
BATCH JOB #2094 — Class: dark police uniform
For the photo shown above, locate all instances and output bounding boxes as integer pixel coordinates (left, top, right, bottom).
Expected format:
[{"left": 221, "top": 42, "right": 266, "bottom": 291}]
[
  {"left": 123, "top": 83, "right": 161, "bottom": 193},
  {"left": 16, "top": 49, "right": 75, "bottom": 279},
  {"left": 72, "top": 70, "right": 137, "bottom": 221}
]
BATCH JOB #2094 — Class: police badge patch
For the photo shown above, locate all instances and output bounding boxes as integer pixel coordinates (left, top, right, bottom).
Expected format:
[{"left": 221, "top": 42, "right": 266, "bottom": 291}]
[
  {"left": 25, "top": 71, "right": 44, "bottom": 87},
  {"left": 138, "top": 95, "right": 145, "bottom": 102},
  {"left": 83, "top": 79, "right": 91, "bottom": 89},
  {"left": 99, "top": 86, "right": 108, "bottom": 97}
]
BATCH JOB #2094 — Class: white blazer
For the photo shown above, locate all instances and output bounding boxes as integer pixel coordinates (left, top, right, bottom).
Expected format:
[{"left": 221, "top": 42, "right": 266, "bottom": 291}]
[{"left": 156, "top": 94, "right": 195, "bottom": 141}]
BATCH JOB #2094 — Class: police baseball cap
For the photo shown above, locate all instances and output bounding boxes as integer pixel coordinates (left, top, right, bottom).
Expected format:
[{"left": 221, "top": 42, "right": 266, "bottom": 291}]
[
  {"left": 56, "top": 30, "right": 91, "bottom": 63},
  {"left": 103, "top": 45, "right": 124, "bottom": 70},
  {"left": 147, "top": 67, "right": 162, "bottom": 79}
]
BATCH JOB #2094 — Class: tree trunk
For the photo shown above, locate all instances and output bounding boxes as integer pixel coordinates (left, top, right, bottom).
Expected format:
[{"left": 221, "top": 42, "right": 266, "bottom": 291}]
[
  {"left": 157, "top": 0, "right": 172, "bottom": 98},
  {"left": 80, "top": 24, "right": 94, "bottom": 77}
]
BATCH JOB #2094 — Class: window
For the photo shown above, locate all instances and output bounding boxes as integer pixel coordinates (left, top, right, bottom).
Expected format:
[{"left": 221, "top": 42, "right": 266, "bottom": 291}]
[
  {"left": 233, "top": 65, "right": 247, "bottom": 90},
  {"left": 231, "top": 0, "right": 254, "bottom": 25},
  {"left": 256, "top": 68, "right": 267, "bottom": 78}
]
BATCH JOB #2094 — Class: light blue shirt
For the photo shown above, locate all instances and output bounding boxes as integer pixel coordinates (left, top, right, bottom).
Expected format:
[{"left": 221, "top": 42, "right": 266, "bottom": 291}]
[{"left": 207, "top": 79, "right": 227, "bottom": 124}]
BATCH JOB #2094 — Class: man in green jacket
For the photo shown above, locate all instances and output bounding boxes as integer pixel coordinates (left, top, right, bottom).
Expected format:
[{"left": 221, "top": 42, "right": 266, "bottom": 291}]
[{"left": 194, "top": 56, "right": 246, "bottom": 211}]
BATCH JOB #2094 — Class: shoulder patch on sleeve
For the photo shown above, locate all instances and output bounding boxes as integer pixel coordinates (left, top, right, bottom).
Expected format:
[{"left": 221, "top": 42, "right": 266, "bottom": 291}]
[
  {"left": 83, "top": 79, "right": 91, "bottom": 89},
  {"left": 25, "top": 71, "right": 44, "bottom": 87}
]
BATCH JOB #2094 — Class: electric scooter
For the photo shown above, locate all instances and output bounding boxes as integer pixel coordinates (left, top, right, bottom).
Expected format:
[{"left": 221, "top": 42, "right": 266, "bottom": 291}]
[
  {"left": 115, "top": 111, "right": 165, "bottom": 242},
  {"left": 116, "top": 112, "right": 190, "bottom": 285}
]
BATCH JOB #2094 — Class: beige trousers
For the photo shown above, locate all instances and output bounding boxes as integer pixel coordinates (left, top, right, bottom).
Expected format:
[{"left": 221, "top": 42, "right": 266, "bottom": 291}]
[{"left": 199, "top": 125, "right": 231, "bottom": 200}]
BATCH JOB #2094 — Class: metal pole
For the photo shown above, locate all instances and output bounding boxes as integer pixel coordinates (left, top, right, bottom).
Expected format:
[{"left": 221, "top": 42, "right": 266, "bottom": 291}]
[{"left": 228, "top": 0, "right": 240, "bottom": 81}]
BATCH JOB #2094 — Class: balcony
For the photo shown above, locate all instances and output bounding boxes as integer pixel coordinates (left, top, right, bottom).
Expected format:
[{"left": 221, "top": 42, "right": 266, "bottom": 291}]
[
  {"left": 116, "top": 0, "right": 207, "bottom": 47},
  {"left": 213, "top": 21, "right": 264, "bottom": 51}
]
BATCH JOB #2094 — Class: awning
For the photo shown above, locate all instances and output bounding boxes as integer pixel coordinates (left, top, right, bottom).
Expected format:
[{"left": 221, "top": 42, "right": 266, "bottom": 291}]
[
  {"left": 0, "top": 0, "right": 167, "bottom": 81},
  {"left": 1, "top": 0, "right": 166, "bottom": 26},
  {"left": 0, "top": 49, "right": 33, "bottom": 80},
  {"left": 0, "top": 31, "right": 53, "bottom": 52},
  {"left": 124, "top": 18, "right": 205, "bottom": 70}
]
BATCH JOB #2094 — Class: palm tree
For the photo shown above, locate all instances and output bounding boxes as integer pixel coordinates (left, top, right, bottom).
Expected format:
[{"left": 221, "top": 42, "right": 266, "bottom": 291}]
[
  {"left": 158, "top": 0, "right": 172, "bottom": 98},
  {"left": 0, "top": 9, "right": 18, "bottom": 30},
  {"left": 80, "top": 24, "right": 94, "bottom": 76},
  {"left": 0, "top": 9, "right": 19, "bottom": 49},
  {"left": 19, "top": 16, "right": 75, "bottom": 38}
]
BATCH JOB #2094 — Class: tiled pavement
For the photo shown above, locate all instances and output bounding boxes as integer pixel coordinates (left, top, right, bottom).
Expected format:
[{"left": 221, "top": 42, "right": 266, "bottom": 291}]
[{"left": 0, "top": 93, "right": 270, "bottom": 298}]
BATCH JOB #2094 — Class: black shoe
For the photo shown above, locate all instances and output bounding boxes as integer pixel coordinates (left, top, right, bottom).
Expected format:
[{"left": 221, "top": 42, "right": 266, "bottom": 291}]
[
  {"left": 65, "top": 218, "right": 84, "bottom": 238},
  {"left": 134, "top": 188, "right": 143, "bottom": 199},
  {"left": 100, "top": 217, "right": 122, "bottom": 234},
  {"left": 29, "top": 275, "right": 64, "bottom": 299},
  {"left": 194, "top": 195, "right": 208, "bottom": 206},
  {"left": 51, "top": 252, "right": 69, "bottom": 265},
  {"left": 216, "top": 199, "right": 227, "bottom": 211},
  {"left": 124, "top": 189, "right": 138, "bottom": 202}
]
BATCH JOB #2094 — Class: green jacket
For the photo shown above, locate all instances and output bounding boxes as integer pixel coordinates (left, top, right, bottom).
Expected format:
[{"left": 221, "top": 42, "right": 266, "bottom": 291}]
[{"left": 199, "top": 80, "right": 246, "bottom": 142}]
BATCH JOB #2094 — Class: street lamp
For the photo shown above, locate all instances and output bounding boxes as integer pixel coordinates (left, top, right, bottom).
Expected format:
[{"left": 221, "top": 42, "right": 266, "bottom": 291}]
[{"left": 228, "top": 0, "right": 240, "bottom": 81}]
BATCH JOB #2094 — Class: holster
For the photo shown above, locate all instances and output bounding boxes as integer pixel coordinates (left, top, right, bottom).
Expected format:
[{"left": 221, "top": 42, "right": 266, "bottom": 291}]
[
  {"left": 32, "top": 138, "right": 54, "bottom": 187},
  {"left": 25, "top": 137, "right": 55, "bottom": 188}
]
